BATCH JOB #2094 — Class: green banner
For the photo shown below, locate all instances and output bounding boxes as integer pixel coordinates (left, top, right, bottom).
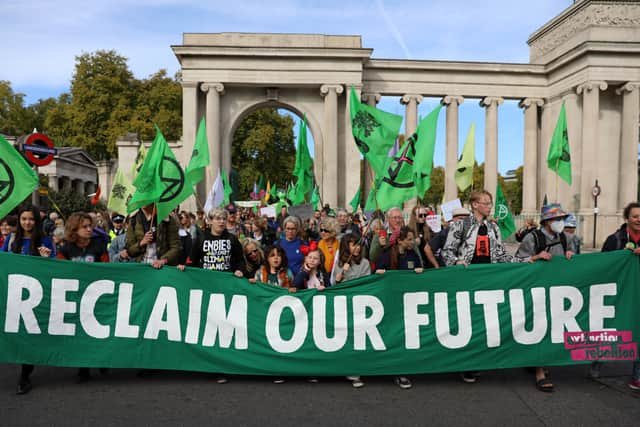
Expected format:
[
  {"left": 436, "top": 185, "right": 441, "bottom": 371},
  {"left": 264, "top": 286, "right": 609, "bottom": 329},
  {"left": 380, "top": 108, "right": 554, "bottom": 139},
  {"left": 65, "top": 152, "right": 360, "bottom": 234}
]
[{"left": 1, "top": 251, "right": 638, "bottom": 375}]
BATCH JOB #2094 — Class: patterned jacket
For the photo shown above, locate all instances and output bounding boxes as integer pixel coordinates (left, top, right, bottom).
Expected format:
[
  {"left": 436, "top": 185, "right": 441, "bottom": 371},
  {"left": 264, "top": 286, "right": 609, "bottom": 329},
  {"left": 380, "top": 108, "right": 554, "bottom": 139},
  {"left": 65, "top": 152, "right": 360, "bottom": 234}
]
[{"left": 441, "top": 216, "right": 519, "bottom": 266}]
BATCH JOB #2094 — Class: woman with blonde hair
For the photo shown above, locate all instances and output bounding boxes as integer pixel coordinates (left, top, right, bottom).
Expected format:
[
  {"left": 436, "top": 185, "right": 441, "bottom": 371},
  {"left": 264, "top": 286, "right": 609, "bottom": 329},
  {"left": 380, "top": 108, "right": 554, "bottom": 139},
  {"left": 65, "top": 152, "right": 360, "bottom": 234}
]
[{"left": 318, "top": 217, "right": 339, "bottom": 274}]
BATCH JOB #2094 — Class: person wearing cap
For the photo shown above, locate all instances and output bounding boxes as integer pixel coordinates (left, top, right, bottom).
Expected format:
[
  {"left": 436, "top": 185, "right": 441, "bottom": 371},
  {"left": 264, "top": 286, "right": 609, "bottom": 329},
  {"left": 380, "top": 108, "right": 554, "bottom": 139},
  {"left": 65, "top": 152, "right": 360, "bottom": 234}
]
[
  {"left": 563, "top": 214, "right": 581, "bottom": 254},
  {"left": 108, "top": 214, "right": 126, "bottom": 247},
  {"left": 224, "top": 203, "right": 244, "bottom": 238},
  {"left": 429, "top": 207, "right": 470, "bottom": 267},
  {"left": 592, "top": 201, "right": 640, "bottom": 391},
  {"left": 515, "top": 203, "right": 575, "bottom": 393}
]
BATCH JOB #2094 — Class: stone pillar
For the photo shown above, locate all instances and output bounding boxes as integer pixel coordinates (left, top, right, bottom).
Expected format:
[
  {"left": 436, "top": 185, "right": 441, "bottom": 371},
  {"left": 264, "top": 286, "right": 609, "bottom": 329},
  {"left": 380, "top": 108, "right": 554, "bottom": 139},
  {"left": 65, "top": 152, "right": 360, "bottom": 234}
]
[
  {"left": 320, "top": 84, "right": 343, "bottom": 208},
  {"left": 480, "top": 96, "right": 504, "bottom": 197},
  {"left": 48, "top": 174, "right": 58, "bottom": 192},
  {"left": 576, "top": 81, "right": 607, "bottom": 216},
  {"left": 518, "top": 98, "right": 543, "bottom": 214},
  {"left": 182, "top": 81, "right": 199, "bottom": 210},
  {"left": 361, "top": 92, "right": 381, "bottom": 201},
  {"left": 401, "top": 94, "right": 423, "bottom": 137},
  {"left": 73, "top": 179, "right": 85, "bottom": 195},
  {"left": 442, "top": 95, "right": 464, "bottom": 202},
  {"left": 616, "top": 82, "right": 640, "bottom": 210},
  {"left": 60, "top": 177, "right": 71, "bottom": 191},
  {"left": 201, "top": 82, "right": 225, "bottom": 192}
]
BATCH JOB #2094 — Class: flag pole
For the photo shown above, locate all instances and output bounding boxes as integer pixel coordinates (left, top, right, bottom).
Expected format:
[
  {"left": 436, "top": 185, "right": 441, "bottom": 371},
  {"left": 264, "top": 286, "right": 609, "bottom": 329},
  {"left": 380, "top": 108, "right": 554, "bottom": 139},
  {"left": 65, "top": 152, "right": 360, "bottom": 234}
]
[{"left": 555, "top": 158, "right": 560, "bottom": 202}]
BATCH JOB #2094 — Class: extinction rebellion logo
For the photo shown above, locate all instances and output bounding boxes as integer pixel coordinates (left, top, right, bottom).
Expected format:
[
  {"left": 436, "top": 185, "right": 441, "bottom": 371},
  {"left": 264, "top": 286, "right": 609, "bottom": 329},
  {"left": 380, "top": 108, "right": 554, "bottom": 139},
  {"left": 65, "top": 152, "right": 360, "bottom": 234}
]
[
  {"left": 565, "top": 331, "right": 637, "bottom": 361},
  {"left": 0, "top": 158, "right": 15, "bottom": 205},
  {"left": 159, "top": 155, "right": 185, "bottom": 203}
]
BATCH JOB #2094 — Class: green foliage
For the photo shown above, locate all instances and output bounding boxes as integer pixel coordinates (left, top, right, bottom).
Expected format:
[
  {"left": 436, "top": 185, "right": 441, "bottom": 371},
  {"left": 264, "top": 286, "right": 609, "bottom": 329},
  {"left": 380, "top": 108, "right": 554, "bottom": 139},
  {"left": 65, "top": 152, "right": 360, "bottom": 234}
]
[
  {"left": 48, "top": 188, "right": 105, "bottom": 218},
  {"left": 232, "top": 109, "right": 296, "bottom": 198},
  {"left": 422, "top": 166, "right": 444, "bottom": 207},
  {"left": 500, "top": 166, "right": 523, "bottom": 215},
  {"left": 3, "top": 51, "right": 182, "bottom": 162}
]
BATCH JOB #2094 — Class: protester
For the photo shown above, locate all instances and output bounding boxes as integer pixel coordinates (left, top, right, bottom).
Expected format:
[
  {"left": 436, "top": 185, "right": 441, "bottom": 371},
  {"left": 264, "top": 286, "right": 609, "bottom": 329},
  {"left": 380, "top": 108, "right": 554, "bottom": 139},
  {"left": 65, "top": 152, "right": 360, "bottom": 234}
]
[
  {"left": 332, "top": 233, "right": 371, "bottom": 285},
  {"left": 429, "top": 207, "right": 470, "bottom": 266},
  {"left": 178, "top": 211, "right": 193, "bottom": 265},
  {"left": 52, "top": 226, "right": 66, "bottom": 253},
  {"left": 109, "top": 216, "right": 131, "bottom": 263},
  {"left": 563, "top": 214, "right": 581, "bottom": 254},
  {"left": 369, "top": 207, "right": 405, "bottom": 264},
  {"left": 408, "top": 205, "right": 439, "bottom": 269},
  {"left": 336, "top": 208, "right": 360, "bottom": 239},
  {"left": 125, "top": 204, "right": 181, "bottom": 268},
  {"left": 225, "top": 203, "right": 243, "bottom": 237},
  {"left": 241, "top": 238, "right": 264, "bottom": 279},
  {"left": 515, "top": 203, "right": 575, "bottom": 392},
  {"left": 1, "top": 205, "right": 55, "bottom": 395},
  {"left": 318, "top": 217, "right": 340, "bottom": 274},
  {"left": 182, "top": 207, "right": 244, "bottom": 276},
  {"left": 293, "top": 249, "right": 330, "bottom": 290},
  {"left": 250, "top": 216, "right": 276, "bottom": 248},
  {"left": 441, "top": 190, "right": 519, "bottom": 383},
  {"left": 251, "top": 244, "right": 293, "bottom": 288},
  {"left": 0, "top": 215, "right": 17, "bottom": 248},
  {"left": 57, "top": 212, "right": 110, "bottom": 383},
  {"left": 375, "top": 226, "right": 424, "bottom": 274},
  {"left": 108, "top": 213, "right": 126, "bottom": 245},
  {"left": 515, "top": 218, "right": 539, "bottom": 243},
  {"left": 372, "top": 225, "right": 419, "bottom": 390},
  {"left": 275, "top": 216, "right": 306, "bottom": 275},
  {"left": 593, "top": 201, "right": 640, "bottom": 391}
]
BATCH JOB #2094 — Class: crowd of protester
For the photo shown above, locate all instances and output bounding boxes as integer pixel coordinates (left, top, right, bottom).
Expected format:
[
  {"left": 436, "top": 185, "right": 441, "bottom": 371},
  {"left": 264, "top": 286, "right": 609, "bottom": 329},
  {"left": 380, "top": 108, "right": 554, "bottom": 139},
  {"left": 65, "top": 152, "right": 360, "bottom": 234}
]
[{"left": 1, "top": 194, "right": 639, "bottom": 395}]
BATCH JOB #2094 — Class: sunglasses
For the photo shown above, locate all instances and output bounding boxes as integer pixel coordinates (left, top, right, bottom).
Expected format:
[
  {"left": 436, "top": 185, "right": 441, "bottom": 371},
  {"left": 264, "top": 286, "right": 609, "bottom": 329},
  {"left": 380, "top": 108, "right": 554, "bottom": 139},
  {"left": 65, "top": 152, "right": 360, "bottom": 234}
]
[
  {"left": 246, "top": 249, "right": 260, "bottom": 255},
  {"left": 418, "top": 214, "right": 428, "bottom": 218},
  {"left": 320, "top": 228, "right": 330, "bottom": 233}
]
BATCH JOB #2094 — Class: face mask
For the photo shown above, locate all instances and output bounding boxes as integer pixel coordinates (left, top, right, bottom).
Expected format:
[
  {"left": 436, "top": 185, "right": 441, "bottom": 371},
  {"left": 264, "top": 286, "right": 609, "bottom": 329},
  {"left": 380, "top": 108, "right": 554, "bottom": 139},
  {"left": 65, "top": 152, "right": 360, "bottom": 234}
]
[{"left": 550, "top": 220, "right": 565, "bottom": 234}]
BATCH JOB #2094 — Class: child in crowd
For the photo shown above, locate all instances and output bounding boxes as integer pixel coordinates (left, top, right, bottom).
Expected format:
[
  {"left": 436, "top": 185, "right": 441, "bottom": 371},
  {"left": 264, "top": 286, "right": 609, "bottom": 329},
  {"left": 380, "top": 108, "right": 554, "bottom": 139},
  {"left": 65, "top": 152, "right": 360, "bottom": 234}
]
[
  {"left": 375, "top": 226, "right": 424, "bottom": 274},
  {"left": 331, "top": 233, "right": 371, "bottom": 285},
  {"left": 251, "top": 245, "right": 293, "bottom": 288},
  {"left": 293, "top": 249, "right": 330, "bottom": 290}
]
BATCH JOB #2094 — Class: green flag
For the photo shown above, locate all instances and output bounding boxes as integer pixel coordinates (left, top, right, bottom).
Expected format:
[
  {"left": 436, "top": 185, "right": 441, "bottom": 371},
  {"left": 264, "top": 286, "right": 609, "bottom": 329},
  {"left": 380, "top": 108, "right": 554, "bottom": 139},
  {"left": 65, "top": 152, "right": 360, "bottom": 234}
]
[
  {"left": 107, "top": 168, "right": 134, "bottom": 215},
  {"left": 257, "top": 175, "right": 265, "bottom": 193},
  {"left": 412, "top": 104, "right": 442, "bottom": 196},
  {"left": 185, "top": 117, "right": 209, "bottom": 186},
  {"left": 349, "top": 86, "right": 403, "bottom": 177},
  {"left": 291, "top": 115, "right": 314, "bottom": 204},
  {"left": 128, "top": 126, "right": 193, "bottom": 221},
  {"left": 455, "top": 122, "right": 476, "bottom": 191},
  {"left": 0, "top": 135, "right": 39, "bottom": 219},
  {"left": 269, "top": 182, "right": 278, "bottom": 200},
  {"left": 221, "top": 169, "right": 232, "bottom": 206},
  {"left": 547, "top": 103, "right": 572, "bottom": 185},
  {"left": 495, "top": 183, "right": 516, "bottom": 240},
  {"left": 374, "top": 106, "right": 442, "bottom": 211},
  {"left": 310, "top": 185, "right": 321, "bottom": 210},
  {"left": 130, "top": 140, "right": 148, "bottom": 180},
  {"left": 349, "top": 186, "right": 361, "bottom": 213}
]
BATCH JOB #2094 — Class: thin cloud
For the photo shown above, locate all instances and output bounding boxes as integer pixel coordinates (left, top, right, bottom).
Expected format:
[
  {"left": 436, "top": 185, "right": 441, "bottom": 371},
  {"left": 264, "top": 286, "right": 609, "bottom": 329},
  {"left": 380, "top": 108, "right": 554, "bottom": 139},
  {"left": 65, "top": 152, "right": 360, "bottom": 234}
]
[{"left": 375, "top": 0, "right": 411, "bottom": 59}]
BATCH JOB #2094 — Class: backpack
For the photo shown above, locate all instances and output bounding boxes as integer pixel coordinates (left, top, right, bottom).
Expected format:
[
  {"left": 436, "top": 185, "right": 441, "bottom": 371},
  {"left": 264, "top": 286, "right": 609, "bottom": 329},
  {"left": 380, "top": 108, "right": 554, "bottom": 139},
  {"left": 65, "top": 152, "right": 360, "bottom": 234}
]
[{"left": 530, "top": 229, "right": 567, "bottom": 255}]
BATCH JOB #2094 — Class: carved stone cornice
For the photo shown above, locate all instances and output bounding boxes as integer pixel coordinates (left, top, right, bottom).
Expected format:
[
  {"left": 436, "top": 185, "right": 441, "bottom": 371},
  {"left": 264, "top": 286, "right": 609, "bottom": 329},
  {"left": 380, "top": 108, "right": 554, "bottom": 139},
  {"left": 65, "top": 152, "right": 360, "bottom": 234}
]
[
  {"left": 576, "top": 81, "right": 607, "bottom": 95},
  {"left": 479, "top": 96, "right": 504, "bottom": 108},
  {"left": 200, "top": 82, "right": 225, "bottom": 94},
  {"left": 441, "top": 95, "right": 464, "bottom": 106},
  {"left": 616, "top": 82, "right": 640, "bottom": 95},
  {"left": 361, "top": 92, "right": 381, "bottom": 104},
  {"left": 320, "top": 84, "right": 344, "bottom": 97},
  {"left": 518, "top": 98, "right": 544, "bottom": 109},
  {"left": 400, "top": 94, "right": 423, "bottom": 105}
]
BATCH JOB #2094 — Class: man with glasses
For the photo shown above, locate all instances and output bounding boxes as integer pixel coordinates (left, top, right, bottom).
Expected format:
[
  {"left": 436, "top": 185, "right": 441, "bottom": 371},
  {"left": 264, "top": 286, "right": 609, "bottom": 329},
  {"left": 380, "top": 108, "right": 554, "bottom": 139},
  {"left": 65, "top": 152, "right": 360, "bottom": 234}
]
[
  {"left": 441, "top": 190, "right": 516, "bottom": 384},
  {"left": 336, "top": 208, "right": 361, "bottom": 240}
]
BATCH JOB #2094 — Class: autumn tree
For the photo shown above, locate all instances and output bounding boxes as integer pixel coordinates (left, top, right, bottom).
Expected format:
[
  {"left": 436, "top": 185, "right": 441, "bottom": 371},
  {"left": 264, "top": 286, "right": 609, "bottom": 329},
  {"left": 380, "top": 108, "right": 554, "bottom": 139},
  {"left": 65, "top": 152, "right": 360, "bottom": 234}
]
[{"left": 232, "top": 108, "right": 296, "bottom": 198}]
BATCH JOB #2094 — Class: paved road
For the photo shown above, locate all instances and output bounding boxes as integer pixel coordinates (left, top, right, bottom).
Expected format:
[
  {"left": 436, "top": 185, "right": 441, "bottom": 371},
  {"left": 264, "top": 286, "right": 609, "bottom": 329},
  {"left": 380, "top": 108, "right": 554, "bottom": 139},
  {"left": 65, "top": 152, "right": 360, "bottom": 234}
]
[{"left": 1, "top": 362, "right": 638, "bottom": 426}]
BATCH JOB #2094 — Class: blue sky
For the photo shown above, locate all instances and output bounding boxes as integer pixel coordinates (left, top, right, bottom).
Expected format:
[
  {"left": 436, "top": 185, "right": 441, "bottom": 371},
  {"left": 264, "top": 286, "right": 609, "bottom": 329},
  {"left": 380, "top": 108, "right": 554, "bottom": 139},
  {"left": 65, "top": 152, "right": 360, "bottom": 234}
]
[{"left": 1, "top": 0, "right": 573, "bottom": 173}]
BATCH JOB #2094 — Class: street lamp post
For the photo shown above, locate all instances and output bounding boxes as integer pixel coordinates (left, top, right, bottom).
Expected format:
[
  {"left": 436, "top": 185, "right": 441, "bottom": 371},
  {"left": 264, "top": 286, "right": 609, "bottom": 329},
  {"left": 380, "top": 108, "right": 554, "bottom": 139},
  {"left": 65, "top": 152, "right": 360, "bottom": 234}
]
[{"left": 591, "top": 179, "right": 601, "bottom": 248}]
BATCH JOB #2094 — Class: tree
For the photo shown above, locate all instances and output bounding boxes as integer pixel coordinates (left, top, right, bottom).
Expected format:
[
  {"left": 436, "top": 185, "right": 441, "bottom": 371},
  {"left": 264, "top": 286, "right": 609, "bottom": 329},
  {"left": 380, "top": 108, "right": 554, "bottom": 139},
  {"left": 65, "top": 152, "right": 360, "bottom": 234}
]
[
  {"left": 232, "top": 108, "right": 296, "bottom": 198},
  {"left": 422, "top": 166, "right": 444, "bottom": 207},
  {"left": 0, "top": 80, "right": 31, "bottom": 135},
  {"left": 129, "top": 70, "right": 182, "bottom": 141}
]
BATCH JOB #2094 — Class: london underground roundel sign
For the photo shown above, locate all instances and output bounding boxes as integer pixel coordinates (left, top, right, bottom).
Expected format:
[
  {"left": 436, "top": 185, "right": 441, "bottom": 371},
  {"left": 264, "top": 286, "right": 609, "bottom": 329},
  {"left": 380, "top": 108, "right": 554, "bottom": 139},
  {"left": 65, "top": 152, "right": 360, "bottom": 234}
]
[{"left": 23, "top": 133, "right": 57, "bottom": 167}]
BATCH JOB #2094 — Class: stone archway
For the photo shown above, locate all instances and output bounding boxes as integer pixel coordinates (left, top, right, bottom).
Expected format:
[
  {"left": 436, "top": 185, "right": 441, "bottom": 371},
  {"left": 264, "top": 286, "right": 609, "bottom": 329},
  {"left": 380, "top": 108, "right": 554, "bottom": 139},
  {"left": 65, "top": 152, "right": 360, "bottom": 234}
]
[{"left": 223, "top": 99, "right": 325, "bottom": 195}]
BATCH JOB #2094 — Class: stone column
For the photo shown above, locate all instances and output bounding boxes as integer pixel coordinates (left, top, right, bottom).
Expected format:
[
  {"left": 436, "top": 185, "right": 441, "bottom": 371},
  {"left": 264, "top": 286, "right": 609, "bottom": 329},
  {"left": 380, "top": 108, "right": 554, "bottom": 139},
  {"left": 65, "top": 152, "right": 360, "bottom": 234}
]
[
  {"left": 576, "top": 81, "right": 607, "bottom": 215},
  {"left": 442, "top": 95, "right": 464, "bottom": 202},
  {"left": 361, "top": 92, "right": 381, "bottom": 201},
  {"left": 48, "top": 174, "right": 58, "bottom": 192},
  {"left": 73, "top": 179, "right": 84, "bottom": 195},
  {"left": 518, "top": 98, "right": 543, "bottom": 214},
  {"left": 201, "top": 82, "right": 225, "bottom": 192},
  {"left": 480, "top": 97, "right": 504, "bottom": 197},
  {"left": 616, "top": 82, "right": 640, "bottom": 211},
  {"left": 182, "top": 81, "right": 199, "bottom": 210},
  {"left": 401, "top": 94, "right": 423, "bottom": 137},
  {"left": 320, "top": 84, "right": 343, "bottom": 208}
]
